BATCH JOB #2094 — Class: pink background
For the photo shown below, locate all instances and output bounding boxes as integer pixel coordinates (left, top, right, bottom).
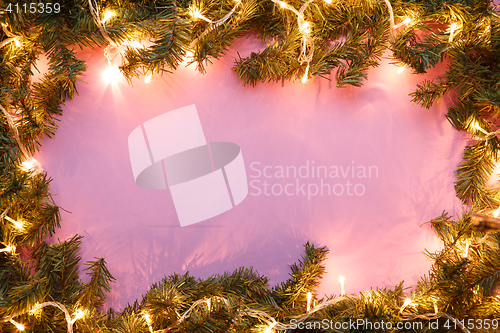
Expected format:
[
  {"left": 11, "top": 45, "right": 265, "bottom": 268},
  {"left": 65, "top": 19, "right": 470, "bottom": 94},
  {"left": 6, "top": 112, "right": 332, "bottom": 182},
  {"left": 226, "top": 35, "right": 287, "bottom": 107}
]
[{"left": 36, "top": 35, "right": 468, "bottom": 310}]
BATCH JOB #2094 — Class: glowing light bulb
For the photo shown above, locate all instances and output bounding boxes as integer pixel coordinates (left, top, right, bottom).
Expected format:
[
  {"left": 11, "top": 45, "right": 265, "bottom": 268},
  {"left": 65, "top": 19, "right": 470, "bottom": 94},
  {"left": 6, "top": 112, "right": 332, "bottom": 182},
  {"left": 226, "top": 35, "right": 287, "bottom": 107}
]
[
  {"left": 394, "top": 17, "right": 412, "bottom": 29},
  {"left": 0, "top": 245, "right": 15, "bottom": 253},
  {"left": 280, "top": 2, "right": 287, "bottom": 8},
  {"left": 9, "top": 319, "right": 24, "bottom": 331},
  {"left": 462, "top": 239, "right": 470, "bottom": 258},
  {"left": 264, "top": 321, "right": 276, "bottom": 333},
  {"left": 301, "top": 64, "right": 310, "bottom": 84},
  {"left": 103, "top": 66, "right": 121, "bottom": 83},
  {"left": 5, "top": 216, "right": 24, "bottom": 230},
  {"left": 324, "top": 0, "right": 332, "bottom": 3},
  {"left": 301, "top": 21, "right": 310, "bottom": 33},
  {"left": 339, "top": 276, "right": 345, "bottom": 296},
  {"left": 20, "top": 158, "right": 40, "bottom": 172},
  {"left": 306, "top": 292, "right": 312, "bottom": 312},
  {"left": 397, "top": 65, "right": 406, "bottom": 74},
  {"left": 449, "top": 22, "right": 457, "bottom": 42},
  {"left": 14, "top": 39, "right": 21, "bottom": 47},
  {"left": 72, "top": 309, "right": 85, "bottom": 323},
  {"left": 206, "top": 298, "right": 211, "bottom": 311},
  {"left": 145, "top": 74, "right": 152, "bottom": 84},
  {"left": 493, "top": 206, "right": 500, "bottom": 218},
  {"left": 101, "top": 10, "right": 116, "bottom": 24},
  {"left": 191, "top": 9, "right": 204, "bottom": 19},
  {"left": 400, "top": 297, "right": 412, "bottom": 313}
]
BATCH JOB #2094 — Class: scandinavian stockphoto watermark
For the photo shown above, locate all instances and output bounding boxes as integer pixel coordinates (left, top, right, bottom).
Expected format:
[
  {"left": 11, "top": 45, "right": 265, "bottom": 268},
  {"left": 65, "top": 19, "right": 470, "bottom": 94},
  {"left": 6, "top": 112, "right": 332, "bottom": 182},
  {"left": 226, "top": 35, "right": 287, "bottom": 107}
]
[{"left": 249, "top": 161, "right": 378, "bottom": 199}]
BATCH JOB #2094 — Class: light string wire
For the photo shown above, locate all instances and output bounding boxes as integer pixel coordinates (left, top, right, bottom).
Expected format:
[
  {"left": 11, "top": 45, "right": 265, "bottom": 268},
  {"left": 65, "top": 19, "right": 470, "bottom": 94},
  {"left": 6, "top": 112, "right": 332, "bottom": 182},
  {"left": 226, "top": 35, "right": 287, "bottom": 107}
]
[
  {"left": 382, "top": 0, "right": 396, "bottom": 42},
  {"left": 139, "top": 294, "right": 471, "bottom": 333},
  {"left": 189, "top": 0, "right": 243, "bottom": 50},
  {"left": 88, "top": 0, "right": 114, "bottom": 45},
  {"left": 146, "top": 295, "right": 347, "bottom": 332},
  {"left": 2, "top": 301, "right": 84, "bottom": 332},
  {"left": 0, "top": 23, "right": 21, "bottom": 48},
  {"left": 270, "top": 0, "right": 314, "bottom": 83},
  {"left": 88, "top": 0, "right": 133, "bottom": 63},
  {"left": 470, "top": 120, "right": 500, "bottom": 141},
  {"left": 0, "top": 104, "right": 43, "bottom": 176}
]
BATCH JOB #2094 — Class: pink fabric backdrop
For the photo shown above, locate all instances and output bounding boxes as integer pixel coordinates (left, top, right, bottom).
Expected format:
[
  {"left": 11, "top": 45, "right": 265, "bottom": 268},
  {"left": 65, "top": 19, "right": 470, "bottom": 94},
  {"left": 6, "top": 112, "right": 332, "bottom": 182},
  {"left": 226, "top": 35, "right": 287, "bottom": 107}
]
[{"left": 36, "top": 35, "right": 468, "bottom": 310}]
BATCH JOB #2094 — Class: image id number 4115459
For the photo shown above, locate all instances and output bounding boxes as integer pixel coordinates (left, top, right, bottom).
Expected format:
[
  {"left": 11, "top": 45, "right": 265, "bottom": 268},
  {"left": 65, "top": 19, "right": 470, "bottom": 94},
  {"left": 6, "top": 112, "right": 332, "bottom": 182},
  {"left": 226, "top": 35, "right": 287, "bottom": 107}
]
[{"left": 6, "top": 3, "right": 61, "bottom": 14}]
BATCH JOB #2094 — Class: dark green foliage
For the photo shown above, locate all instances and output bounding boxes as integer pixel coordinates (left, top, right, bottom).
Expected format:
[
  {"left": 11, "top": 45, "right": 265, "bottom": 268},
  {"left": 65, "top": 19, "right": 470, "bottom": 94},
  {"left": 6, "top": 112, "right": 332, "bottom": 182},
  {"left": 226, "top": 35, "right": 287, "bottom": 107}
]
[{"left": 2, "top": 0, "right": 500, "bottom": 332}]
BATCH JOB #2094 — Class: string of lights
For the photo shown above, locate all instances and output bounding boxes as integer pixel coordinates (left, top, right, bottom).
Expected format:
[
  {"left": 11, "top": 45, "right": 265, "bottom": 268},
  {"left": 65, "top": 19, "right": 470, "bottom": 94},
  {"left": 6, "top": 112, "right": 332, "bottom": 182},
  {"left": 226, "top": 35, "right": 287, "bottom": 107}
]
[
  {"left": 1, "top": 0, "right": 500, "bottom": 332},
  {"left": 0, "top": 104, "right": 43, "bottom": 176}
]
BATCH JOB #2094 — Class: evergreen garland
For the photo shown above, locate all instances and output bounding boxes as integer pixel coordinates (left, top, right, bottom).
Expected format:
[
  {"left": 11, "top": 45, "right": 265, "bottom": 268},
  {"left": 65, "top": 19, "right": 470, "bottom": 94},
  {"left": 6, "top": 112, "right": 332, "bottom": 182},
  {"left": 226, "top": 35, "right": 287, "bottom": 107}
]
[{"left": 1, "top": 0, "right": 500, "bottom": 331}]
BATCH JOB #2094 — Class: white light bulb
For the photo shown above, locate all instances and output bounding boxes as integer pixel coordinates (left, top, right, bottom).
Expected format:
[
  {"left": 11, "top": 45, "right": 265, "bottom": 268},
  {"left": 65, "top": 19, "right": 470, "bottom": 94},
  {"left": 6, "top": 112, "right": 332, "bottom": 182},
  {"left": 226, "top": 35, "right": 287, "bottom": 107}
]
[
  {"left": 101, "top": 10, "right": 116, "bottom": 24},
  {"left": 449, "top": 22, "right": 457, "bottom": 42},
  {"left": 306, "top": 292, "right": 312, "bottom": 312},
  {"left": 324, "top": 0, "right": 332, "bottom": 3},
  {"left": 264, "top": 321, "right": 276, "bottom": 333},
  {"left": 9, "top": 319, "right": 24, "bottom": 331},
  {"left": 0, "top": 245, "right": 15, "bottom": 253},
  {"left": 5, "top": 216, "right": 24, "bottom": 229},
  {"left": 103, "top": 66, "right": 121, "bottom": 83},
  {"left": 397, "top": 65, "right": 406, "bottom": 74},
  {"left": 14, "top": 39, "right": 21, "bottom": 47},
  {"left": 493, "top": 206, "right": 500, "bottom": 218},
  {"left": 145, "top": 74, "right": 152, "bottom": 84},
  {"left": 301, "top": 64, "right": 310, "bottom": 84},
  {"left": 400, "top": 297, "right": 412, "bottom": 313},
  {"left": 339, "top": 276, "right": 345, "bottom": 296}
]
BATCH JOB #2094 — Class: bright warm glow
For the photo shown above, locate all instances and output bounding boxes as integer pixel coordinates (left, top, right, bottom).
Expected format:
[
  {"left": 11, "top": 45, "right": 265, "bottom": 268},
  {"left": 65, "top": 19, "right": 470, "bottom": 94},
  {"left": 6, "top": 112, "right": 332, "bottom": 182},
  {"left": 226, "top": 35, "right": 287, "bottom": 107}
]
[
  {"left": 493, "top": 206, "right": 500, "bottom": 218},
  {"left": 101, "top": 10, "right": 116, "bottom": 24},
  {"left": 206, "top": 299, "right": 211, "bottom": 311},
  {"left": 280, "top": 1, "right": 287, "bottom": 8},
  {"left": 324, "top": 0, "right": 332, "bottom": 3},
  {"left": 400, "top": 297, "right": 412, "bottom": 312},
  {"left": 301, "top": 22, "right": 310, "bottom": 33},
  {"left": 103, "top": 66, "right": 122, "bottom": 83},
  {"left": 471, "top": 120, "right": 482, "bottom": 131},
  {"left": 144, "top": 313, "right": 152, "bottom": 324},
  {"left": 449, "top": 22, "right": 457, "bottom": 42},
  {"left": 14, "top": 39, "right": 21, "bottom": 47},
  {"left": 9, "top": 319, "right": 25, "bottom": 331},
  {"left": 306, "top": 291, "right": 312, "bottom": 312},
  {"left": 5, "top": 216, "right": 24, "bottom": 229},
  {"left": 301, "top": 64, "right": 310, "bottom": 84},
  {"left": 301, "top": 73, "right": 308, "bottom": 84},
  {"left": 145, "top": 74, "right": 152, "bottom": 84},
  {"left": 73, "top": 309, "right": 85, "bottom": 321},
  {"left": 462, "top": 239, "right": 470, "bottom": 258},
  {"left": 264, "top": 321, "right": 276, "bottom": 333},
  {"left": 397, "top": 65, "right": 406, "bottom": 74},
  {"left": 20, "top": 158, "right": 37, "bottom": 171},
  {"left": 191, "top": 9, "right": 204, "bottom": 19},
  {"left": 339, "top": 276, "right": 346, "bottom": 296},
  {"left": 0, "top": 245, "right": 15, "bottom": 253},
  {"left": 394, "top": 17, "right": 412, "bottom": 29}
]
